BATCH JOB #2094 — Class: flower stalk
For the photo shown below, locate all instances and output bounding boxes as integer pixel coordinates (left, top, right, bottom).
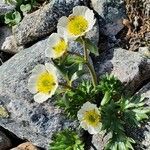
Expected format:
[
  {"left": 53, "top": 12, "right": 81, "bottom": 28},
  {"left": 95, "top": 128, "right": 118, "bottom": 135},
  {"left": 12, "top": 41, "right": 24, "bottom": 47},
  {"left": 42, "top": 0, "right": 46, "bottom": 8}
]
[{"left": 81, "top": 37, "right": 97, "bottom": 88}]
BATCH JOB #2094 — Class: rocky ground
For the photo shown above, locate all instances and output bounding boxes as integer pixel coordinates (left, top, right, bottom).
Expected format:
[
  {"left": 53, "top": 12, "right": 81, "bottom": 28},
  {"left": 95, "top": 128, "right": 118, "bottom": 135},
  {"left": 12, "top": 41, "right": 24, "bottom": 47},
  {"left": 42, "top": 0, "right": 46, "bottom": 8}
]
[{"left": 0, "top": 0, "right": 150, "bottom": 150}]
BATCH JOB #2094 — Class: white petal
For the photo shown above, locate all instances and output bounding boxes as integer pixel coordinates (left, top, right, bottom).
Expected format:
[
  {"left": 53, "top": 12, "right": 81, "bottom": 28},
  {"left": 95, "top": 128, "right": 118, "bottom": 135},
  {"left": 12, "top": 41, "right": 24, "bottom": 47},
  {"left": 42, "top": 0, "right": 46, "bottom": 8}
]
[
  {"left": 34, "top": 93, "right": 50, "bottom": 103},
  {"left": 80, "top": 121, "right": 88, "bottom": 130},
  {"left": 88, "top": 126, "right": 99, "bottom": 134},
  {"left": 45, "top": 47, "right": 55, "bottom": 58},
  {"left": 32, "top": 64, "right": 46, "bottom": 76},
  {"left": 73, "top": 6, "right": 88, "bottom": 16},
  {"left": 45, "top": 63, "right": 57, "bottom": 75},
  {"left": 85, "top": 9, "right": 96, "bottom": 31},
  {"left": 28, "top": 75, "right": 38, "bottom": 94},
  {"left": 57, "top": 16, "right": 68, "bottom": 29},
  {"left": 47, "top": 33, "right": 60, "bottom": 46}
]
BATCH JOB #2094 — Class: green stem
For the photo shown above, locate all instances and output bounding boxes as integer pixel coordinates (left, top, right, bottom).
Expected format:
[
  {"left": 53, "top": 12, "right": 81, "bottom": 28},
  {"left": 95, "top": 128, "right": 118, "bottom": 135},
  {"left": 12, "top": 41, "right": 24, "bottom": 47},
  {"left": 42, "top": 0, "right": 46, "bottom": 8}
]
[
  {"left": 81, "top": 37, "right": 97, "bottom": 88},
  {"left": 81, "top": 37, "right": 88, "bottom": 61},
  {"left": 85, "top": 62, "right": 97, "bottom": 88}
]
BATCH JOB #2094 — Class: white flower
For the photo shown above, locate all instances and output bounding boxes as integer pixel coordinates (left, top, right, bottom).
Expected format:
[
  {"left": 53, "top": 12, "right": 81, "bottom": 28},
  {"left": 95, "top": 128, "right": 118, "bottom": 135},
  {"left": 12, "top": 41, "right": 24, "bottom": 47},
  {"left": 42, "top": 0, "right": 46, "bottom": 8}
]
[
  {"left": 77, "top": 101, "right": 102, "bottom": 134},
  {"left": 57, "top": 6, "right": 96, "bottom": 40},
  {"left": 28, "top": 63, "right": 58, "bottom": 103},
  {"left": 45, "top": 33, "right": 68, "bottom": 59}
]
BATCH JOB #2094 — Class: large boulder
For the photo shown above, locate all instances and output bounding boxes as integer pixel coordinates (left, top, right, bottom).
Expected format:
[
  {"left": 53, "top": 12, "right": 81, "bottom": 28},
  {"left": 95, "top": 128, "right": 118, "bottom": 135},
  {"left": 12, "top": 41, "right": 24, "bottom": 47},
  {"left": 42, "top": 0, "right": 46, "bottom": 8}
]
[
  {"left": 13, "top": 0, "right": 86, "bottom": 46},
  {"left": 95, "top": 48, "right": 150, "bottom": 93},
  {"left": 0, "top": 23, "right": 99, "bottom": 148},
  {"left": 0, "top": 38, "right": 77, "bottom": 149},
  {"left": 91, "top": 0, "right": 126, "bottom": 37}
]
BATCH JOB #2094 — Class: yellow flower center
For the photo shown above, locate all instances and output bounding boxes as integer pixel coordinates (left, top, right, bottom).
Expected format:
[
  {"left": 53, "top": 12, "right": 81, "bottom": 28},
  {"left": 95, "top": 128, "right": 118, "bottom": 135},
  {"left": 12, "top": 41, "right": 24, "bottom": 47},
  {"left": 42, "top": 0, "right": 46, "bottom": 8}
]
[
  {"left": 53, "top": 39, "right": 67, "bottom": 58},
  {"left": 83, "top": 109, "right": 100, "bottom": 127},
  {"left": 67, "top": 16, "right": 88, "bottom": 36},
  {"left": 36, "top": 71, "right": 57, "bottom": 94}
]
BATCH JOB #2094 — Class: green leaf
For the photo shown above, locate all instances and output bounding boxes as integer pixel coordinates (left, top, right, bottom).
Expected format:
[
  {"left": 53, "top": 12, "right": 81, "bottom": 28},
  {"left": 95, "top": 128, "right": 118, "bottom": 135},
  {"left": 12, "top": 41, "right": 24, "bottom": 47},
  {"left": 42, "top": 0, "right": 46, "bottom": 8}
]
[
  {"left": 70, "top": 70, "right": 85, "bottom": 83},
  {"left": 66, "top": 54, "right": 84, "bottom": 64},
  {"left": 49, "top": 129, "right": 84, "bottom": 150},
  {"left": 101, "top": 91, "right": 111, "bottom": 106},
  {"left": 20, "top": 4, "right": 31, "bottom": 13},
  {"left": 76, "top": 37, "right": 99, "bottom": 56},
  {"left": 84, "top": 38, "right": 99, "bottom": 56},
  {"left": 4, "top": 11, "right": 21, "bottom": 26}
]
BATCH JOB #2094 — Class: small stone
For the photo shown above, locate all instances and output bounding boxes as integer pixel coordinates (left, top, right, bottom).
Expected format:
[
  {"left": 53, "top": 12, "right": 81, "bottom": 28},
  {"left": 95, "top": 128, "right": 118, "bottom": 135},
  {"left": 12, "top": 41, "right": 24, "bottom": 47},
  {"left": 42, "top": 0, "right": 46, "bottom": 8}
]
[
  {"left": 0, "top": 26, "right": 20, "bottom": 54},
  {"left": 10, "top": 142, "right": 39, "bottom": 150},
  {"left": 139, "top": 47, "right": 150, "bottom": 58},
  {"left": 0, "top": 131, "right": 12, "bottom": 150},
  {"left": 95, "top": 48, "right": 150, "bottom": 93},
  {"left": 90, "top": 132, "right": 111, "bottom": 150}
]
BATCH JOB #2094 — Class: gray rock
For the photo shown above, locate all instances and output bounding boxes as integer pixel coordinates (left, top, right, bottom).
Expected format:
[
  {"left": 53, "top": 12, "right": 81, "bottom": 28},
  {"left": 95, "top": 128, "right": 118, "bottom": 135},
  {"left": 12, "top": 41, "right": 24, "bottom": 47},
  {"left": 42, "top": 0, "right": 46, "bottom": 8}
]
[
  {"left": 0, "top": 23, "right": 99, "bottom": 148},
  {"left": 90, "top": 132, "right": 111, "bottom": 150},
  {"left": 0, "top": 130, "right": 12, "bottom": 150},
  {"left": 95, "top": 48, "right": 150, "bottom": 93},
  {"left": 13, "top": 0, "right": 86, "bottom": 46},
  {"left": 0, "top": 3, "right": 15, "bottom": 15},
  {"left": 139, "top": 47, "right": 150, "bottom": 58},
  {"left": 91, "top": 0, "right": 126, "bottom": 37},
  {"left": 0, "top": 26, "right": 20, "bottom": 54},
  {"left": 0, "top": 38, "right": 78, "bottom": 149}
]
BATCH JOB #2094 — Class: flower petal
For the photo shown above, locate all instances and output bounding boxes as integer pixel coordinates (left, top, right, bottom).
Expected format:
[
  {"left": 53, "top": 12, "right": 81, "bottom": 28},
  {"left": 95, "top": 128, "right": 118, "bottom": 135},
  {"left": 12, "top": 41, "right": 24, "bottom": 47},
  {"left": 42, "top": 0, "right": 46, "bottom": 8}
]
[
  {"left": 32, "top": 64, "right": 46, "bottom": 76},
  {"left": 28, "top": 75, "right": 38, "bottom": 94},
  {"left": 57, "top": 16, "right": 68, "bottom": 29},
  {"left": 45, "top": 63, "right": 58, "bottom": 77},
  {"left": 34, "top": 93, "right": 50, "bottom": 103},
  {"left": 73, "top": 6, "right": 88, "bottom": 16}
]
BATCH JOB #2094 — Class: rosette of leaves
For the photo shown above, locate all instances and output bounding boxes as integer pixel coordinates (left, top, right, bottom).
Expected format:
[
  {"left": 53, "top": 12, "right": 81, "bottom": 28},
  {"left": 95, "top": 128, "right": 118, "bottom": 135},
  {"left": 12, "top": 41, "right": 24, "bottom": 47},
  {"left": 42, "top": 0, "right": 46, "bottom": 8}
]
[
  {"left": 49, "top": 129, "right": 84, "bottom": 150},
  {"left": 101, "top": 94, "right": 150, "bottom": 150},
  {"left": 98, "top": 74, "right": 123, "bottom": 106}
]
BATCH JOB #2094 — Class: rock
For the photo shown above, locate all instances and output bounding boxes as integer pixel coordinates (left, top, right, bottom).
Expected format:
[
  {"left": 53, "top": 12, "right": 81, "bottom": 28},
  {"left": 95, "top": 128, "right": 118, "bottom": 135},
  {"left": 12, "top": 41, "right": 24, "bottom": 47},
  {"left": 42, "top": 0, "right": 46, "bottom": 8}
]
[
  {"left": 0, "top": 26, "right": 20, "bottom": 54},
  {"left": 91, "top": 0, "right": 126, "bottom": 37},
  {"left": 95, "top": 48, "right": 150, "bottom": 93},
  {"left": 13, "top": 0, "right": 86, "bottom": 46},
  {"left": 10, "top": 142, "right": 39, "bottom": 150},
  {"left": 0, "top": 23, "right": 99, "bottom": 148},
  {"left": 90, "top": 132, "right": 111, "bottom": 150},
  {"left": 0, "top": 38, "right": 78, "bottom": 149},
  {"left": 139, "top": 47, "right": 150, "bottom": 58},
  {"left": 0, "top": 130, "right": 12, "bottom": 150},
  {"left": 0, "top": 3, "right": 15, "bottom": 15}
]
